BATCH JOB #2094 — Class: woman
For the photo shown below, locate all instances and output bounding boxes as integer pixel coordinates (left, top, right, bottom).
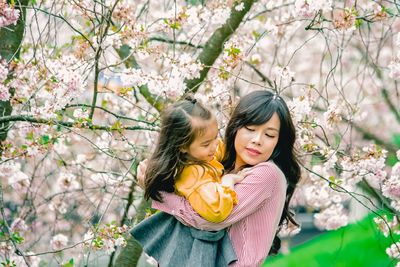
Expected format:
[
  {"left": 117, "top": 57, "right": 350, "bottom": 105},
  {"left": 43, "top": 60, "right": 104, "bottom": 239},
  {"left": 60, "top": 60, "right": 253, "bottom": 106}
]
[{"left": 152, "top": 90, "right": 301, "bottom": 266}]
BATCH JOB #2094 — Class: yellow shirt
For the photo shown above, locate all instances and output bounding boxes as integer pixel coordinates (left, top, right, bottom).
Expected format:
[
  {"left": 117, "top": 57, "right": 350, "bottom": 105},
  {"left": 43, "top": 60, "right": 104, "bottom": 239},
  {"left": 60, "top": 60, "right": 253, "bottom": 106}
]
[{"left": 174, "top": 140, "right": 238, "bottom": 223}]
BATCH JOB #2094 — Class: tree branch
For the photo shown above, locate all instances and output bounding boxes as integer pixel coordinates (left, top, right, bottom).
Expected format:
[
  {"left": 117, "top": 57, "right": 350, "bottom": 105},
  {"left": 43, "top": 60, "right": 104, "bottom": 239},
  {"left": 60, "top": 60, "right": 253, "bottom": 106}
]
[
  {"left": 0, "top": 115, "right": 157, "bottom": 132},
  {"left": 65, "top": 104, "right": 156, "bottom": 125},
  {"left": 116, "top": 45, "right": 165, "bottom": 111},
  {"left": 89, "top": 0, "right": 121, "bottom": 120},
  {"left": 148, "top": 36, "right": 203, "bottom": 49},
  {"left": 355, "top": 45, "right": 400, "bottom": 123},
  {"left": 245, "top": 61, "right": 274, "bottom": 87},
  {"left": 349, "top": 120, "right": 398, "bottom": 154},
  {"left": 185, "top": 0, "right": 256, "bottom": 92}
]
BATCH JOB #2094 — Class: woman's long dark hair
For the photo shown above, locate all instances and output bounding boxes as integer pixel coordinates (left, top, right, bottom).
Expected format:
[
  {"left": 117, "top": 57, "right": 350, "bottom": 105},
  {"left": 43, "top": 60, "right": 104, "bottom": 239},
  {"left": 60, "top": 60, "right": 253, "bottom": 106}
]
[
  {"left": 144, "top": 97, "right": 212, "bottom": 202},
  {"left": 222, "top": 90, "right": 301, "bottom": 255}
]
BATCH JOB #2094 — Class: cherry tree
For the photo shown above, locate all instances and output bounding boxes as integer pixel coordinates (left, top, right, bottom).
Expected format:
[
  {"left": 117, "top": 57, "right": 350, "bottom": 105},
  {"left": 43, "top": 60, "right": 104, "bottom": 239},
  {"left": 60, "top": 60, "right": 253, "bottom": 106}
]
[{"left": 0, "top": 0, "right": 399, "bottom": 266}]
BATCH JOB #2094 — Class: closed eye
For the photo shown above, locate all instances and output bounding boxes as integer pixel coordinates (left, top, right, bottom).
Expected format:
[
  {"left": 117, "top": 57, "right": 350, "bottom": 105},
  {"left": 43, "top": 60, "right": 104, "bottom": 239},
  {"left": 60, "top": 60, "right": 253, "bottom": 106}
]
[{"left": 244, "top": 126, "right": 255, "bottom": 131}]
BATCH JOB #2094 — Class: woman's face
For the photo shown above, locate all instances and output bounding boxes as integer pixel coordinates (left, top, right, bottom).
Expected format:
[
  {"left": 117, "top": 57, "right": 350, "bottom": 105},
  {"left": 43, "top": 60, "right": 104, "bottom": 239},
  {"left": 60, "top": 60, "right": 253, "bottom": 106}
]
[{"left": 234, "top": 112, "right": 280, "bottom": 171}]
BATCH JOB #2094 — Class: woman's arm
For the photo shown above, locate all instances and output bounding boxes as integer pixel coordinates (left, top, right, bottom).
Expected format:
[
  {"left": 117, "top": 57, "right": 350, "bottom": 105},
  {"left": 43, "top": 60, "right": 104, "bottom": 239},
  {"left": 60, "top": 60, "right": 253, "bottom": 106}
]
[{"left": 153, "top": 162, "right": 283, "bottom": 231}]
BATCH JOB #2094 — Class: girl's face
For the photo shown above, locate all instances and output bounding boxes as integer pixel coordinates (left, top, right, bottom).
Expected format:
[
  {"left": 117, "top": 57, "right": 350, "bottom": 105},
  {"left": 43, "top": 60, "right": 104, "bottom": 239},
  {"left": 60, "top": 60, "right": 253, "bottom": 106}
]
[
  {"left": 234, "top": 112, "right": 280, "bottom": 171},
  {"left": 183, "top": 117, "right": 219, "bottom": 162}
]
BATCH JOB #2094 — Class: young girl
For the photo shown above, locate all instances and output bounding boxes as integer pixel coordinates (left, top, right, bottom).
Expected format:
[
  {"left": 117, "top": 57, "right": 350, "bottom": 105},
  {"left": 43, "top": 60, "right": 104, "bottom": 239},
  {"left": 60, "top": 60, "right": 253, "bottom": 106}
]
[
  {"left": 131, "top": 96, "right": 244, "bottom": 266},
  {"left": 143, "top": 96, "right": 244, "bottom": 222}
]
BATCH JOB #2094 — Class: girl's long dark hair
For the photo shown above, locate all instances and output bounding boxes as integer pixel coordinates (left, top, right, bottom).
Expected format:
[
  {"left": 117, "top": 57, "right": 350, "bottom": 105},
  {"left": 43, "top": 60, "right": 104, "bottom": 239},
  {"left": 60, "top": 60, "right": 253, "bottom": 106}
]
[
  {"left": 222, "top": 90, "right": 301, "bottom": 255},
  {"left": 144, "top": 97, "right": 212, "bottom": 202}
]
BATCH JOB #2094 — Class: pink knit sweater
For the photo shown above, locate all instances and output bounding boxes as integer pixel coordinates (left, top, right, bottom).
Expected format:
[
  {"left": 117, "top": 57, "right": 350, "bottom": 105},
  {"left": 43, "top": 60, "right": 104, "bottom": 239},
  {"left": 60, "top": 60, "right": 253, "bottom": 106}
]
[{"left": 153, "top": 161, "right": 287, "bottom": 267}]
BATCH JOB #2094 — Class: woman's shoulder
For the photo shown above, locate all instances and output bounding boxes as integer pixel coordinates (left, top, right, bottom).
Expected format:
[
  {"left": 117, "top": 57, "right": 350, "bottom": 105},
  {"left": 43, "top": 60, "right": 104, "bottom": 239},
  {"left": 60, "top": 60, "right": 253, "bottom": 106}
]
[
  {"left": 249, "top": 160, "right": 279, "bottom": 170},
  {"left": 249, "top": 161, "right": 287, "bottom": 196},
  {"left": 248, "top": 161, "right": 285, "bottom": 181}
]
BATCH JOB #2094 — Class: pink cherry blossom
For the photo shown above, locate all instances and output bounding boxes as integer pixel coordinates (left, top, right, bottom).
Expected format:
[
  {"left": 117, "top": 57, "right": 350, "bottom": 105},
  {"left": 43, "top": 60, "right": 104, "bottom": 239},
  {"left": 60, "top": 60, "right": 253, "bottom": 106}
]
[
  {"left": 314, "top": 204, "right": 348, "bottom": 230},
  {"left": 389, "top": 61, "right": 400, "bottom": 80},
  {"left": 50, "top": 234, "right": 68, "bottom": 250},
  {"left": 0, "top": 1, "right": 20, "bottom": 28}
]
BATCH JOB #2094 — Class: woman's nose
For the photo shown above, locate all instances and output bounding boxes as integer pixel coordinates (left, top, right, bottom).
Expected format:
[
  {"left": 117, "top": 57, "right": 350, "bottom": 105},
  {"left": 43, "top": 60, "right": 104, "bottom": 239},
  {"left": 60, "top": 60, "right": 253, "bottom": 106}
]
[{"left": 251, "top": 132, "right": 262, "bottom": 145}]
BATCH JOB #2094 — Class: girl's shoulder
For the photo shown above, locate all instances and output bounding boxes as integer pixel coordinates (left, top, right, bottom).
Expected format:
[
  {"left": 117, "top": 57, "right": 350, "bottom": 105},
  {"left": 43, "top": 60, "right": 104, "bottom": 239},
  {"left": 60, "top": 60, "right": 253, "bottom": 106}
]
[{"left": 178, "top": 164, "right": 206, "bottom": 180}]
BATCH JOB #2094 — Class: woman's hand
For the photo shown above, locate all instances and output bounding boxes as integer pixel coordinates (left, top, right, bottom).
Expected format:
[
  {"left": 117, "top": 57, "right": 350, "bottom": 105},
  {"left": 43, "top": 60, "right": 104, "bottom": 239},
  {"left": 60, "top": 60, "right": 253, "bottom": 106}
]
[{"left": 136, "top": 159, "right": 148, "bottom": 189}]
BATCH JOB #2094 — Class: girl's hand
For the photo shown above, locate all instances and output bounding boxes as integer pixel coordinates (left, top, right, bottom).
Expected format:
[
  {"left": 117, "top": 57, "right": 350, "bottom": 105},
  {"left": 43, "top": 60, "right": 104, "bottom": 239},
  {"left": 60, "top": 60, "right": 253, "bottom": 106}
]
[
  {"left": 221, "top": 170, "right": 249, "bottom": 188},
  {"left": 236, "top": 168, "right": 251, "bottom": 177},
  {"left": 137, "top": 159, "right": 148, "bottom": 189}
]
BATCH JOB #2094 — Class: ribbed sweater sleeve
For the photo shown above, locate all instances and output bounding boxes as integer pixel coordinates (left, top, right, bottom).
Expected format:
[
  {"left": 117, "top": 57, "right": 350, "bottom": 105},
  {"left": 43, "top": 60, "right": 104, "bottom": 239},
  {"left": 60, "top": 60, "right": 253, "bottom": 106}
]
[{"left": 153, "top": 161, "right": 282, "bottom": 231}]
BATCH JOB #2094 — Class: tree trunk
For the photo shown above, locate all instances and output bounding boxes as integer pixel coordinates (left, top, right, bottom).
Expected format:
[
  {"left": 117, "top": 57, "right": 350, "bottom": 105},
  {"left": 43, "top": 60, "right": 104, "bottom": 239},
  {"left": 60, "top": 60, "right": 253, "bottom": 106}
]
[
  {"left": 0, "top": 0, "right": 29, "bottom": 143},
  {"left": 113, "top": 198, "right": 151, "bottom": 267}
]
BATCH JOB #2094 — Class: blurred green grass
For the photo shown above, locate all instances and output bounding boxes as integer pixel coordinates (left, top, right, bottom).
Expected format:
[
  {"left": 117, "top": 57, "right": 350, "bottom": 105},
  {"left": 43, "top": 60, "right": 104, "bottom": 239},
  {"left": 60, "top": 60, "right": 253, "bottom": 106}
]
[{"left": 262, "top": 213, "right": 399, "bottom": 267}]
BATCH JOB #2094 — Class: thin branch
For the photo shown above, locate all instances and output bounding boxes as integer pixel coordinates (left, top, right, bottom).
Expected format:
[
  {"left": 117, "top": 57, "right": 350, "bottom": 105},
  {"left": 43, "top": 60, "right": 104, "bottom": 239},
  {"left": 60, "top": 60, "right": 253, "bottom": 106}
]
[
  {"left": 64, "top": 104, "right": 157, "bottom": 125},
  {"left": 0, "top": 183, "right": 30, "bottom": 266},
  {"left": 89, "top": 0, "right": 121, "bottom": 120},
  {"left": 244, "top": 61, "right": 274, "bottom": 87},
  {"left": 28, "top": 6, "right": 95, "bottom": 50},
  {"left": 148, "top": 36, "right": 203, "bottom": 49},
  {"left": 302, "top": 164, "right": 400, "bottom": 252},
  {"left": 247, "top": 1, "right": 295, "bottom": 20},
  {"left": 354, "top": 45, "right": 400, "bottom": 123},
  {"left": 0, "top": 115, "right": 157, "bottom": 132}
]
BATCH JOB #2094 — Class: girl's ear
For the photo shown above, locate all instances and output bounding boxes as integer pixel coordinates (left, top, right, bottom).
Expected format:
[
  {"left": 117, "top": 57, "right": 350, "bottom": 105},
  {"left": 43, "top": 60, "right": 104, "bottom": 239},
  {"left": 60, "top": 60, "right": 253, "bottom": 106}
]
[{"left": 180, "top": 147, "right": 188, "bottom": 154}]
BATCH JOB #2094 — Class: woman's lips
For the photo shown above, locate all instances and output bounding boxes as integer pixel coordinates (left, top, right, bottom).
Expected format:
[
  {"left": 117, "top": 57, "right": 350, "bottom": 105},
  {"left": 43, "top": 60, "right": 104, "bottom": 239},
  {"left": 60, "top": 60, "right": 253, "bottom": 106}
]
[{"left": 246, "top": 147, "right": 261, "bottom": 156}]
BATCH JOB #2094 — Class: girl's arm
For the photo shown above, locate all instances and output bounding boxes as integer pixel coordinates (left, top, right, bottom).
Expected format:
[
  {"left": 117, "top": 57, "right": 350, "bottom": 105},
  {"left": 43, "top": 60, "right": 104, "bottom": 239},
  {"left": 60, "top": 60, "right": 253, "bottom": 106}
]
[
  {"left": 153, "top": 162, "right": 283, "bottom": 231},
  {"left": 137, "top": 157, "right": 242, "bottom": 223},
  {"left": 175, "top": 165, "right": 240, "bottom": 223}
]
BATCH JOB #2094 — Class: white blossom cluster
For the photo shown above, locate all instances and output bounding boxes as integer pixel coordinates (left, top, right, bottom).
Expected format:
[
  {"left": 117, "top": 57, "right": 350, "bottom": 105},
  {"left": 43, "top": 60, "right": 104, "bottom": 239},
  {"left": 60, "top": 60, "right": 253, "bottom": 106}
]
[
  {"left": 272, "top": 66, "right": 295, "bottom": 87},
  {"left": 9, "top": 252, "right": 40, "bottom": 267},
  {"left": 83, "top": 223, "right": 129, "bottom": 255},
  {"left": 57, "top": 172, "right": 80, "bottom": 191},
  {"left": 10, "top": 218, "right": 29, "bottom": 233},
  {"left": 314, "top": 203, "right": 349, "bottom": 230},
  {"left": 299, "top": 165, "right": 350, "bottom": 230},
  {"left": 322, "top": 98, "right": 344, "bottom": 130},
  {"left": 8, "top": 54, "right": 88, "bottom": 119},
  {"left": 0, "top": 57, "right": 10, "bottom": 101},
  {"left": 50, "top": 233, "right": 69, "bottom": 250},
  {"left": 0, "top": 161, "right": 30, "bottom": 192},
  {"left": 120, "top": 53, "right": 203, "bottom": 99},
  {"left": 293, "top": 0, "right": 332, "bottom": 17},
  {"left": 171, "top": 1, "right": 231, "bottom": 43},
  {"left": 383, "top": 161, "right": 400, "bottom": 212},
  {"left": 374, "top": 215, "right": 400, "bottom": 238},
  {"left": 388, "top": 33, "right": 400, "bottom": 80},
  {"left": 0, "top": 1, "right": 20, "bottom": 28},
  {"left": 386, "top": 242, "right": 400, "bottom": 260},
  {"left": 287, "top": 94, "right": 313, "bottom": 125}
]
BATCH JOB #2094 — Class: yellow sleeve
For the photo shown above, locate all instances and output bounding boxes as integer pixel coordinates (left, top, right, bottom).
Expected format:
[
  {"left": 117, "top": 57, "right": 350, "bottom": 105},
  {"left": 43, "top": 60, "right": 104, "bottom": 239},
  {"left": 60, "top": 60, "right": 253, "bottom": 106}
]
[
  {"left": 214, "top": 139, "right": 225, "bottom": 162},
  {"left": 187, "top": 183, "right": 237, "bottom": 223},
  {"left": 175, "top": 165, "right": 238, "bottom": 223}
]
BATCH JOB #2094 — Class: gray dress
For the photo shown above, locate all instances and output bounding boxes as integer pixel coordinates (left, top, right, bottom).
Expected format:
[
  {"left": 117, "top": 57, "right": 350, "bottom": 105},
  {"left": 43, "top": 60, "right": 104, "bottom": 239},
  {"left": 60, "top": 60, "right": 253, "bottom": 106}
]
[{"left": 131, "top": 211, "right": 237, "bottom": 267}]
